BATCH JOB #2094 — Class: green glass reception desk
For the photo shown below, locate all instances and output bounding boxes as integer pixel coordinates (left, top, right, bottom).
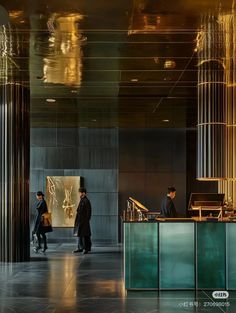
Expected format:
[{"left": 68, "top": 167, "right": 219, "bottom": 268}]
[{"left": 124, "top": 221, "right": 236, "bottom": 290}]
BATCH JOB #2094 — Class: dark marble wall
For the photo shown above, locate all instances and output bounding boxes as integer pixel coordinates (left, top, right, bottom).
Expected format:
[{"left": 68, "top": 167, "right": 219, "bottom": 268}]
[
  {"left": 30, "top": 127, "right": 217, "bottom": 245},
  {"left": 119, "top": 128, "right": 187, "bottom": 217},
  {"left": 30, "top": 128, "right": 118, "bottom": 244}
]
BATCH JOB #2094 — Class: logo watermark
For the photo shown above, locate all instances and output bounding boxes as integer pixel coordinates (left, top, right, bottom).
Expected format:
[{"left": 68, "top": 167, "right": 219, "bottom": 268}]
[{"left": 212, "top": 291, "right": 229, "bottom": 299}]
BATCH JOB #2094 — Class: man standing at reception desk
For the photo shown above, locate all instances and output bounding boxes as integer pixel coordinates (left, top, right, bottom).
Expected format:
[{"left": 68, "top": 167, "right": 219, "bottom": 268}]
[{"left": 161, "top": 186, "right": 177, "bottom": 218}]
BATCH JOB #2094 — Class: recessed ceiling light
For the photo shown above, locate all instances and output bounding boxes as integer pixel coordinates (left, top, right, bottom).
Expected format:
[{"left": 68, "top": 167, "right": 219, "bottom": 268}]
[
  {"left": 91, "top": 119, "right": 97, "bottom": 122},
  {"left": 46, "top": 98, "right": 56, "bottom": 103},
  {"left": 162, "top": 119, "right": 170, "bottom": 122},
  {"left": 164, "top": 59, "right": 176, "bottom": 69},
  {"left": 131, "top": 78, "right": 138, "bottom": 82}
]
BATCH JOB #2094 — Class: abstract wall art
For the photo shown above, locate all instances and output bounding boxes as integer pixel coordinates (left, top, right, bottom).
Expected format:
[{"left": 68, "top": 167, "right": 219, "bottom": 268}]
[{"left": 46, "top": 176, "right": 82, "bottom": 227}]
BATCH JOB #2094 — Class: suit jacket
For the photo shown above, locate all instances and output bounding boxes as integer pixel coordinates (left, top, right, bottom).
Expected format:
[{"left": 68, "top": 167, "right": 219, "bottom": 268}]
[
  {"left": 161, "top": 195, "right": 177, "bottom": 218},
  {"left": 74, "top": 196, "right": 92, "bottom": 237}
]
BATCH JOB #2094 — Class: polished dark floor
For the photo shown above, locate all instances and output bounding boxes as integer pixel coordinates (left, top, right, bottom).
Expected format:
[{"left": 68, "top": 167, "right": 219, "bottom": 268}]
[{"left": 0, "top": 244, "right": 236, "bottom": 313}]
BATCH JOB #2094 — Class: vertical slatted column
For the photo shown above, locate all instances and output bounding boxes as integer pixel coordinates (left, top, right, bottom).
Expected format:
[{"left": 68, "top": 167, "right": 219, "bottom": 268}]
[
  {"left": 197, "top": 14, "right": 226, "bottom": 180},
  {"left": 0, "top": 22, "right": 30, "bottom": 262},
  {"left": 0, "top": 83, "right": 30, "bottom": 262},
  {"left": 218, "top": 12, "right": 236, "bottom": 206}
]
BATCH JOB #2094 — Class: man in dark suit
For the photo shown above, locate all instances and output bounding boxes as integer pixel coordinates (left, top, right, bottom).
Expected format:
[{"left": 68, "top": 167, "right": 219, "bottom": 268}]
[
  {"left": 73, "top": 188, "right": 92, "bottom": 254},
  {"left": 161, "top": 186, "right": 177, "bottom": 218}
]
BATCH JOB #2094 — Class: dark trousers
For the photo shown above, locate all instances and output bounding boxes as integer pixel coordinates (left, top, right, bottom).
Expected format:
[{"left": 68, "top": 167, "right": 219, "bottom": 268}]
[
  {"left": 78, "top": 236, "right": 92, "bottom": 251},
  {"left": 36, "top": 230, "right": 47, "bottom": 249}
]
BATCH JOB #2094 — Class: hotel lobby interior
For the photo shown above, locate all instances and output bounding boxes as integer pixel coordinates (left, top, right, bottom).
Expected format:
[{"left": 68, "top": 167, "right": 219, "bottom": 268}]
[{"left": 1, "top": 0, "right": 236, "bottom": 312}]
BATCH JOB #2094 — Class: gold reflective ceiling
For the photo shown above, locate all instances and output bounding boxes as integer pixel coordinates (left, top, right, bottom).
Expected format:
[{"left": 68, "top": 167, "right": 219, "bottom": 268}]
[{"left": 0, "top": 0, "right": 233, "bottom": 128}]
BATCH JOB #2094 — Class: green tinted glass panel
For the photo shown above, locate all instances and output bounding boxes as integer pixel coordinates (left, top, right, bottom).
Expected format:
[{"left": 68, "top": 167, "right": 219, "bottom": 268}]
[
  {"left": 124, "top": 223, "right": 158, "bottom": 289},
  {"left": 159, "top": 222, "right": 195, "bottom": 289},
  {"left": 227, "top": 223, "right": 236, "bottom": 289},
  {"left": 197, "top": 223, "right": 226, "bottom": 289}
]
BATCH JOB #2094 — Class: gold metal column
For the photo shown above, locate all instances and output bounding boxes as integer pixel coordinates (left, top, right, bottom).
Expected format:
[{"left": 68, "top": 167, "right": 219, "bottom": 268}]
[
  {"left": 218, "top": 10, "right": 236, "bottom": 206},
  {"left": 197, "top": 14, "right": 226, "bottom": 180}
]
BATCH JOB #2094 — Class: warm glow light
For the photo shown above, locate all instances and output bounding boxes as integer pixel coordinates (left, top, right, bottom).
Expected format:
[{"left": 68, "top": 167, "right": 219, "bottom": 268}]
[
  {"left": 197, "top": 59, "right": 226, "bottom": 69},
  {"left": 197, "top": 178, "right": 226, "bottom": 181},
  {"left": 197, "top": 82, "right": 226, "bottom": 86},
  {"left": 164, "top": 60, "right": 176, "bottom": 69},
  {"left": 8, "top": 10, "right": 23, "bottom": 19},
  {"left": 217, "top": 11, "right": 236, "bottom": 206},
  {"left": 197, "top": 14, "right": 226, "bottom": 181},
  {"left": 46, "top": 98, "right": 56, "bottom": 103},
  {"left": 43, "top": 13, "right": 86, "bottom": 86},
  {"left": 197, "top": 122, "right": 226, "bottom": 126}
]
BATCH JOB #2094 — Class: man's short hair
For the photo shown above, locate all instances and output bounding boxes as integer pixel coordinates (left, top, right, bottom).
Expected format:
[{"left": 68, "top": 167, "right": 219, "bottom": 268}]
[
  {"left": 168, "top": 186, "right": 176, "bottom": 193},
  {"left": 79, "top": 187, "right": 87, "bottom": 193}
]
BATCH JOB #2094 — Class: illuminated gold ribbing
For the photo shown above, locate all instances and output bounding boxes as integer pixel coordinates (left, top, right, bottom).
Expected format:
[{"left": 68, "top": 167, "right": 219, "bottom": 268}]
[
  {"left": 197, "top": 14, "right": 226, "bottom": 180},
  {"left": 197, "top": 178, "right": 225, "bottom": 181},
  {"left": 197, "top": 59, "right": 226, "bottom": 69},
  {"left": 197, "top": 82, "right": 226, "bottom": 86},
  {"left": 217, "top": 10, "right": 236, "bottom": 206},
  {"left": 197, "top": 122, "right": 226, "bottom": 126}
]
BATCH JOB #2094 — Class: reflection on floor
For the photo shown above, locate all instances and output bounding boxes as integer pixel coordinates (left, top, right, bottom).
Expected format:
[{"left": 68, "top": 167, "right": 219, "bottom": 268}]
[{"left": 0, "top": 244, "right": 235, "bottom": 312}]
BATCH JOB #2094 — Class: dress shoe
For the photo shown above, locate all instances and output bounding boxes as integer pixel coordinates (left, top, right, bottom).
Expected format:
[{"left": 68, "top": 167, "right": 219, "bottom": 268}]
[
  {"left": 83, "top": 250, "right": 89, "bottom": 254},
  {"left": 73, "top": 249, "right": 83, "bottom": 253},
  {"left": 33, "top": 247, "right": 40, "bottom": 253},
  {"left": 42, "top": 248, "right": 47, "bottom": 253}
]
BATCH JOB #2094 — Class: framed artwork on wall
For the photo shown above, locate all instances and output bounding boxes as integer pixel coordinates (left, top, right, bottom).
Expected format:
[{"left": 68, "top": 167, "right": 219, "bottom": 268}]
[{"left": 46, "top": 176, "right": 82, "bottom": 227}]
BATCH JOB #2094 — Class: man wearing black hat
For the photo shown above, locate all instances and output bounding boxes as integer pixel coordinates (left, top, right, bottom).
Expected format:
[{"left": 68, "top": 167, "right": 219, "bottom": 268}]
[
  {"left": 161, "top": 186, "right": 177, "bottom": 218},
  {"left": 73, "top": 188, "right": 92, "bottom": 254}
]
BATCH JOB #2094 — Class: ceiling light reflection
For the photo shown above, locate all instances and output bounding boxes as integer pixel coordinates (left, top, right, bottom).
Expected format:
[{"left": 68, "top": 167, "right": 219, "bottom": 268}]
[
  {"left": 47, "top": 256, "right": 76, "bottom": 306},
  {"left": 43, "top": 13, "right": 86, "bottom": 86},
  {"left": 164, "top": 60, "right": 176, "bottom": 69},
  {"left": 8, "top": 10, "right": 23, "bottom": 19},
  {"left": 46, "top": 98, "right": 56, "bottom": 103}
]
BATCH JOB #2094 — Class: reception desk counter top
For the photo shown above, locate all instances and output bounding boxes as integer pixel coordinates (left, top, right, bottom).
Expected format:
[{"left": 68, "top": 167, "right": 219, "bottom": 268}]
[
  {"left": 124, "top": 220, "right": 236, "bottom": 290},
  {"left": 123, "top": 217, "right": 236, "bottom": 222}
]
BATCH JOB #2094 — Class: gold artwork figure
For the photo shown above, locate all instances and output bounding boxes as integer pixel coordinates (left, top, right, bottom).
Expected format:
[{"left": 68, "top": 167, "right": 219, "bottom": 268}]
[
  {"left": 62, "top": 186, "right": 75, "bottom": 221},
  {"left": 46, "top": 176, "right": 81, "bottom": 227}
]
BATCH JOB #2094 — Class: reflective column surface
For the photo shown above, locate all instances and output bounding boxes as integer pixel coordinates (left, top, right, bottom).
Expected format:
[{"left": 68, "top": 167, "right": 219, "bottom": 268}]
[
  {"left": 0, "top": 82, "right": 30, "bottom": 262},
  {"left": 0, "top": 22, "right": 30, "bottom": 262},
  {"left": 0, "top": 245, "right": 236, "bottom": 313}
]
